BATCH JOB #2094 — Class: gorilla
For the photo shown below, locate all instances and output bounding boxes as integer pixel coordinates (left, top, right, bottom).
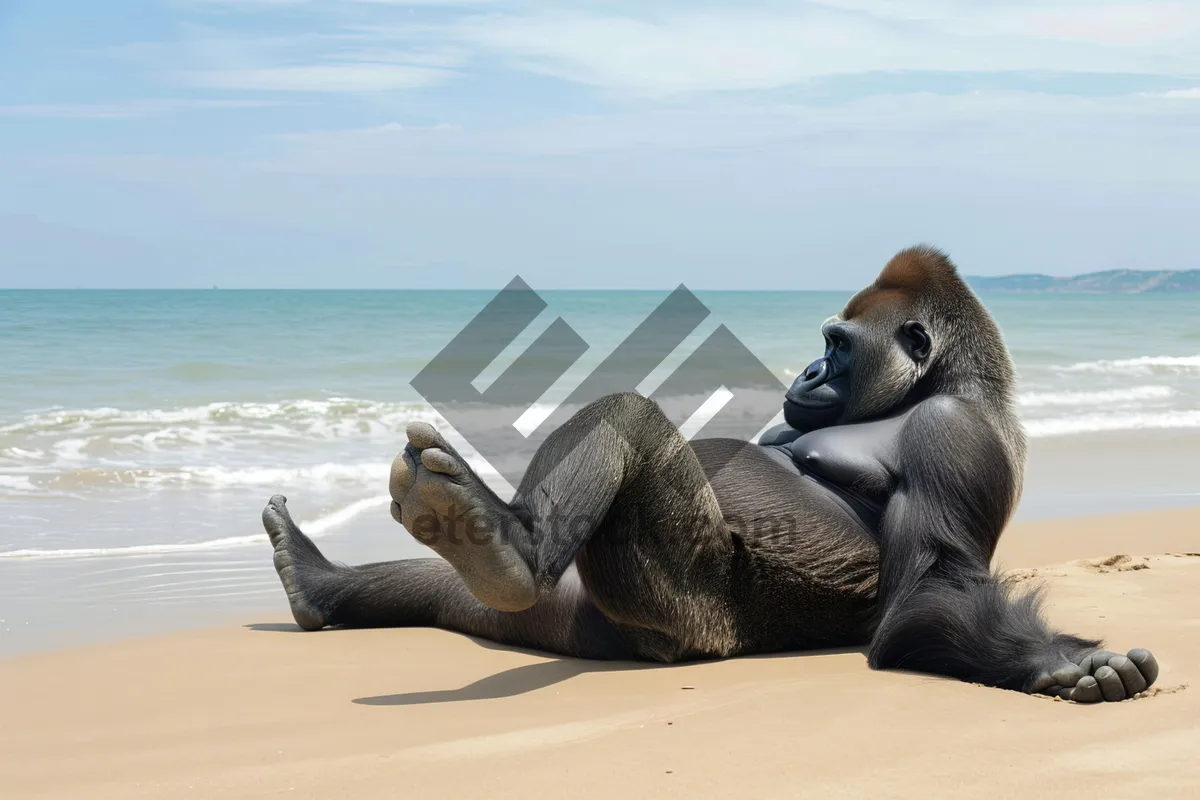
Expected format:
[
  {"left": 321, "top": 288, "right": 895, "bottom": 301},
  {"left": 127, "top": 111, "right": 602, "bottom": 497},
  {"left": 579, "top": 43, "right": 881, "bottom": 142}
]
[{"left": 262, "top": 245, "right": 1158, "bottom": 703}]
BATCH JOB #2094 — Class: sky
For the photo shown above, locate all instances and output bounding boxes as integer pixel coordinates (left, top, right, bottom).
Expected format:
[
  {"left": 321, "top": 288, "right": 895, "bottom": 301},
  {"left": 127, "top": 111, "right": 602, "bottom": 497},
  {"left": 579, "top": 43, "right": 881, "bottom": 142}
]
[{"left": 1, "top": 0, "right": 1198, "bottom": 289}]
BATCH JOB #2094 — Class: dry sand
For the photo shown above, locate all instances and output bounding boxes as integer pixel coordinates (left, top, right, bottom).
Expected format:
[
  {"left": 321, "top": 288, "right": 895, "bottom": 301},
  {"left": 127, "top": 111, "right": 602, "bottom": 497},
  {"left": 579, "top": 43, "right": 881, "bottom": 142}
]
[{"left": 2, "top": 507, "right": 1198, "bottom": 799}]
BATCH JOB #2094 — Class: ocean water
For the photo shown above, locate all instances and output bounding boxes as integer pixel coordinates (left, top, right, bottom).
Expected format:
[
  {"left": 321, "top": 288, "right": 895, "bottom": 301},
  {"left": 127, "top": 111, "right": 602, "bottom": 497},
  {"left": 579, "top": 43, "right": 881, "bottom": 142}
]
[{"left": 1, "top": 289, "right": 1199, "bottom": 653}]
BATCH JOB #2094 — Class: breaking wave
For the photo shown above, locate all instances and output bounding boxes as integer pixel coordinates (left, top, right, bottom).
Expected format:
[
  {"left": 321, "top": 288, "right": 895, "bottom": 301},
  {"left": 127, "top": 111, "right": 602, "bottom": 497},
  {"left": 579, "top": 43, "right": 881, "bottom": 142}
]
[
  {"left": 1059, "top": 355, "right": 1200, "bottom": 374},
  {"left": 1016, "top": 386, "right": 1174, "bottom": 407},
  {"left": 0, "top": 397, "right": 441, "bottom": 442},
  {"left": 1025, "top": 410, "right": 1200, "bottom": 438},
  {"left": 0, "top": 495, "right": 391, "bottom": 561},
  {"left": 22, "top": 462, "right": 393, "bottom": 492}
]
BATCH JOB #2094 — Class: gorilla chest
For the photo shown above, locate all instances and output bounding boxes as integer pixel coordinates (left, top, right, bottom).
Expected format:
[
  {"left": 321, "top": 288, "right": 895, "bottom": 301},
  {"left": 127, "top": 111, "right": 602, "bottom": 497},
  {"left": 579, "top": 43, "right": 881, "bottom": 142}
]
[{"left": 784, "top": 417, "right": 903, "bottom": 504}]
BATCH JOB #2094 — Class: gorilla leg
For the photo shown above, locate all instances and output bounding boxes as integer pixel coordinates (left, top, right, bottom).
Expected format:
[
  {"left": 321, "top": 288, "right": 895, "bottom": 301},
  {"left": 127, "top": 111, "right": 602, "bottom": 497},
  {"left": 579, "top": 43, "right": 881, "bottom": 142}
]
[
  {"left": 262, "top": 495, "right": 630, "bottom": 658},
  {"left": 391, "top": 392, "right": 740, "bottom": 661}
]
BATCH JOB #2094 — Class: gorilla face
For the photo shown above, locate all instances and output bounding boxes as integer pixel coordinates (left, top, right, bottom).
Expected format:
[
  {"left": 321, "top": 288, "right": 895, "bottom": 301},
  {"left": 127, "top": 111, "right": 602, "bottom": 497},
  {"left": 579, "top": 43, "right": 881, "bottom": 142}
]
[{"left": 783, "top": 312, "right": 933, "bottom": 431}]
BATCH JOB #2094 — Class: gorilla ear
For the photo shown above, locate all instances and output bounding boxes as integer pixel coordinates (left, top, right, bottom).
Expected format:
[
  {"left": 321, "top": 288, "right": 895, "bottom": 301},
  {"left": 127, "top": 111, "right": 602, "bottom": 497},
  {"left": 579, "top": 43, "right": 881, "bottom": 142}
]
[{"left": 902, "top": 320, "right": 932, "bottom": 362}]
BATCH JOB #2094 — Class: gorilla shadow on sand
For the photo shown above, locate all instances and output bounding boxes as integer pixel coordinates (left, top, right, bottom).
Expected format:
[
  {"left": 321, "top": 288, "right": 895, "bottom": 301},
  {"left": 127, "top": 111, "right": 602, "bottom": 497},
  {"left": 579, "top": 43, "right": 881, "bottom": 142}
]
[
  {"left": 245, "top": 621, "right": 865, "bottom": 706},
  {"left": 353, "top": 658, "right": 625, "bottom": 706},
  {"left": 245, "top": 620, "right": 648, "bottom": 705},
  {"left": 244, "top": 622, "right": 309, "bottom": 633},
  {"left": 354, "top": 640, "right": 869, "bottom": 706},
  {"left": 245, "top": 619, "right": 633, "bottom": 704}
]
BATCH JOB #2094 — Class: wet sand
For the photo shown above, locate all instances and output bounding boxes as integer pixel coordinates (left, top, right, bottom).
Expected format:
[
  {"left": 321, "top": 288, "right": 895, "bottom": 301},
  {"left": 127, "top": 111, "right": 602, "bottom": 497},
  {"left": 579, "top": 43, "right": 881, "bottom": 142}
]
[
  {"left": 3, "top": 428, "right": 1199, "bottom": 658},
  {"left": 2, "top": 506, "right": 1198, "bottom": 799}
]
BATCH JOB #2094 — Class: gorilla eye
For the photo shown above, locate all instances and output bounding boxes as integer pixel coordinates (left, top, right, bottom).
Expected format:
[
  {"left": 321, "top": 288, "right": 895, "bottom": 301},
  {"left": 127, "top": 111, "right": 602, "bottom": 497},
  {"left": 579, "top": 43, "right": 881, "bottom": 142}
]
[{"left": 902, "top": 321, "right": 931, "bottom": 362}]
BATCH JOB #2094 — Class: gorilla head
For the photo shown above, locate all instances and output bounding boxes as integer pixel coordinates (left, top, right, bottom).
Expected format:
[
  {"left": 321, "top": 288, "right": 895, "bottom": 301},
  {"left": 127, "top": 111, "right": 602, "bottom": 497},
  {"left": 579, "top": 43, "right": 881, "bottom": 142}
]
[{"left": 784, "top": 245, "right": 1016, "bottom": 431}]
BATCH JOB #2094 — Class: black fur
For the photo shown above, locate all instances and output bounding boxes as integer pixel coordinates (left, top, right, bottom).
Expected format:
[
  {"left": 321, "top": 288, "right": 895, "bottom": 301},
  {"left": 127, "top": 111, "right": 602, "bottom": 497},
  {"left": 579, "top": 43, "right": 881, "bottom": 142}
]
[{"left": 263, "top": 245, "right": 1154, "bottom": 700}]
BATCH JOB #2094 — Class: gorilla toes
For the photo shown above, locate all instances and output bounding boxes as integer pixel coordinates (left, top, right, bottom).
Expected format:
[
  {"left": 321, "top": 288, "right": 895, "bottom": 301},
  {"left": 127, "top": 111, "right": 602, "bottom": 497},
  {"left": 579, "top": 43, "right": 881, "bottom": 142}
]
[
  {"left": 388, "top": 423, "right": 537, "bottom": 613},
  {"left": 389, "top": 422, "right": 469, "bottom": 526},
  {"left": 261, "top": 495, "right": 336, "bottom": 632},
  {"left": 1032, "top": 648, "right": 1160, "bottom": 703},
  {"left": 406, "top": 421, "right": 455, "bottom": 453},
  {"left": 389, "top": 445, "right": 417, "bottom": 513}
]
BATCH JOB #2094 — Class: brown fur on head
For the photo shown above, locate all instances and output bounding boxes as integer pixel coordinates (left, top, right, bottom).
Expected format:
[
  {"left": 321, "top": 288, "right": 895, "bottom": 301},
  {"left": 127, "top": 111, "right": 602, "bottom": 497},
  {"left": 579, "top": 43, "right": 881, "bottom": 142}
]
[{"left": 844, "top": 245, "right": 971, "bottom": 320}]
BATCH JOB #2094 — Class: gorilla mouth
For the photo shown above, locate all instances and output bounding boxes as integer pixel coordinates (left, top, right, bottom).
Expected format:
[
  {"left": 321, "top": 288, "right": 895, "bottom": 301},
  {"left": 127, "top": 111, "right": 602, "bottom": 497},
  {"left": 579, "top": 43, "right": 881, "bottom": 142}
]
[
  {"left": 785, "top": 394, "right": 839, "bottom": 410},
  {"left": 783, "top": 356, "right": 848, "bottom": 430},
  {"left": 787, "top": 357, "right": 846, "bottom": 405}
]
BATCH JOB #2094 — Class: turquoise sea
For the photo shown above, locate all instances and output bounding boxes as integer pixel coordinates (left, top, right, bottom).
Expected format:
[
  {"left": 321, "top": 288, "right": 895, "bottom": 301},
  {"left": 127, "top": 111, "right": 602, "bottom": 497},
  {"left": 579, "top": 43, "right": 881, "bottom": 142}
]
[{"left": 2, "top": 289, "right": 1199, "bottom": 653}]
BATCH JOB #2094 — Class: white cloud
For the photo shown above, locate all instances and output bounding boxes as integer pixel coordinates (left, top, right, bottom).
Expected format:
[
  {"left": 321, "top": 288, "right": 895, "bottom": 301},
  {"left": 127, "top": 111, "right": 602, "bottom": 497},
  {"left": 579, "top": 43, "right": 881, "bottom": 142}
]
[
  {"left": 180, "top": 63, "right": 452, "bottom": 91},
  {"left": 333, "top": 46, "right": 468, "bottom": 68},
  {"left": 453, "top": 4, "right": 1200, "bottom": 95},
  {"left": 0, "top": 98, "right": 279, "bottom": 119},
  {"left": 345, "top": 0, "right": 493, "bottom": 5},
  {"left": 755, "top": 1, "right": 1200, "bottom": 45},
  {"left": 1159, "top": 87, "right": 1200, "bottom": 99},
  {"left": 144, "top": 1, "right": 1200, "bottom": 99},
  {"left": 184, "top": 0, "right": 493, "bottom": 7},
  {"left": 183, "top": 0, "right": 310, "bottom": 8},
  {"left": 980, "top": 2, "right": 1200, "bottom": 45},
  {"left": 163, "top": 88, "right": 1189, "bottom": 188}
]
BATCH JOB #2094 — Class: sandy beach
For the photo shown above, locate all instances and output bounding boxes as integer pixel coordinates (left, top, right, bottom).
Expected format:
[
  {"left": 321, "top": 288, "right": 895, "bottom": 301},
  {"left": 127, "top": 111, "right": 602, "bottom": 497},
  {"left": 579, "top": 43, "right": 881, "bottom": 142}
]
[{"left": 2, "top": 506, "right": 1197, "bottom": 799}]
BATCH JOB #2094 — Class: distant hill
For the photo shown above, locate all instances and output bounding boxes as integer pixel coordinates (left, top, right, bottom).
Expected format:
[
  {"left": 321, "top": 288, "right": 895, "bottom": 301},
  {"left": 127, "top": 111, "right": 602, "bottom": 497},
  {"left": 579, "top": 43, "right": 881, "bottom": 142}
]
[{"left": 968, "top": 269, "right": 1200, "bottom": 293}]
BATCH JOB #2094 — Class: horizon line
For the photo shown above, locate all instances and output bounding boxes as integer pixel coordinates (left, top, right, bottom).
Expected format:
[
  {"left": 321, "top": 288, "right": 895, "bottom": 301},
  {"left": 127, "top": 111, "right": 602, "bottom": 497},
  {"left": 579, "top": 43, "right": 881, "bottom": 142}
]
[{"left": 0, "top": 286, "right": 865, "bottom": 293}]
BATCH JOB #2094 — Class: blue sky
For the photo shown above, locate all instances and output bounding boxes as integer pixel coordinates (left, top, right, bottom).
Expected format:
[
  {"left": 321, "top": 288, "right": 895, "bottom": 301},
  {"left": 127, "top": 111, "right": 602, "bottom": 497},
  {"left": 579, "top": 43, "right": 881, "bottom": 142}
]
[{"left": 1, "top": 0, "right": 1198, "bottom": 289}]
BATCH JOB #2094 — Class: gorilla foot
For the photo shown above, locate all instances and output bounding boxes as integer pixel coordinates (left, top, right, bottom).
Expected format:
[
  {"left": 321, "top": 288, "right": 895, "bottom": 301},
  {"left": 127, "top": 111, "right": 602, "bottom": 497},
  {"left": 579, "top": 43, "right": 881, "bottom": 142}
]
[
  {"left": 1030, "top": 648, "right": 1160, "bottom": 703},
  {"left": 262, "top": 494, "right": 337, "bottom": 631},
  {"left": 390, "top": 422, "right": 536, "bottom": 612}
]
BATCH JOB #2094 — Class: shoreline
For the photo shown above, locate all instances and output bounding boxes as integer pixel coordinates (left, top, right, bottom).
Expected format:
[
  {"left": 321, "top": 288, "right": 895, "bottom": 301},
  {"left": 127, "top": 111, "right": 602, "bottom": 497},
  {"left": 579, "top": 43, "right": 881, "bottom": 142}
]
[
  {"left": 3, "top": 506, "right": 1199, "bottom": 798},
  {"left": 5, "top": 505, "right": 1198, "bottom": 663},
  {"left": 2, "top": 423, "right": 1199, "bottom": 659}
]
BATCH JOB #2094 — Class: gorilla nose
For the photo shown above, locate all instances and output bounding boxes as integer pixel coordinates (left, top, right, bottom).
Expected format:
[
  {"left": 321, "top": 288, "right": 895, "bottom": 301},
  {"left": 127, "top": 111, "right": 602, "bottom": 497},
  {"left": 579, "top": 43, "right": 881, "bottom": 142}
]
[{"left": 802, "top": 357, "right": 829, "bottom": 383}]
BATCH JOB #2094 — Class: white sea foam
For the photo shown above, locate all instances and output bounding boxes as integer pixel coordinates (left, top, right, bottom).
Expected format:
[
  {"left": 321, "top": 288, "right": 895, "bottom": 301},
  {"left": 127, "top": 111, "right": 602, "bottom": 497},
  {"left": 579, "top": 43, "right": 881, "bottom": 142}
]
[
  {"left": 197, "top": 457, "right": 502, "bottom": 491},
  {"left": 0, "top": 475, "right": 37, "bottom": 492},
  {"left": 182, "top": 462, "right": 393, "bottom": 489},
  {"left": 303, "top": 495, "right": 391, "bottom": 535},
  {"left": 52, "top": 439, "right": 89, "bottom": 461},
  {"left": 0, "top": 461, "right": 397, "bottom": 493},
  {"left": 1016, "top": 386, "right": 1174, "bottom": 408},
  {"left": 1059, "top": 355, "right": 1200, "bottom": 374},
  {"left": 0, "top": 398, "right": 451, "bottom": 494},
  {"left": 0, "top": 495, "right": 391, "bottom": 561},
  {"left": 0, "top": 535, "right": 270, "bottom": 561},
  {"left": 1024, "top": 410, "right": 1200, "bottom": 438},
  {"left": 0, "top": 450, "right": 506, "bottom": 495},
  {"left": 0, "top": 397, "right": 443, "bottom": 441}
]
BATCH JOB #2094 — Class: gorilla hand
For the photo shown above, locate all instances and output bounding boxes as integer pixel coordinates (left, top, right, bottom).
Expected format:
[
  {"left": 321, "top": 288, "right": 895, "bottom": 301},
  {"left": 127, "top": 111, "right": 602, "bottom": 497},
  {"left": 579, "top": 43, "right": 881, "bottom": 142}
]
[
  {"left": 1030, "top": 648, "right": 1159, "bottom": 703},
  {"left": 756, "top": 422, "right": 803, "bottom": 447}
]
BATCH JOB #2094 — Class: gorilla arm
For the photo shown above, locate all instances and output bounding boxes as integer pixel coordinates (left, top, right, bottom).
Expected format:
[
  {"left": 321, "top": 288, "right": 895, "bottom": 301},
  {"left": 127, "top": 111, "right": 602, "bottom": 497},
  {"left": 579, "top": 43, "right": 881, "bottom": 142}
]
[
  {"left": 757, "top": 423, "right": 803, "bottom": 447},
  {"left": 866, "top": 396, "right": 1158, "bottom": 702}
]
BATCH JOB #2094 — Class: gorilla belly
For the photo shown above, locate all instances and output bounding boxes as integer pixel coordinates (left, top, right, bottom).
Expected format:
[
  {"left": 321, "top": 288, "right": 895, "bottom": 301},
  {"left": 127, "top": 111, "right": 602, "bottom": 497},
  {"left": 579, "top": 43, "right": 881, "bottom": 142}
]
[{"left": 689, "top": 438, "right": 883, "bottom": 543}]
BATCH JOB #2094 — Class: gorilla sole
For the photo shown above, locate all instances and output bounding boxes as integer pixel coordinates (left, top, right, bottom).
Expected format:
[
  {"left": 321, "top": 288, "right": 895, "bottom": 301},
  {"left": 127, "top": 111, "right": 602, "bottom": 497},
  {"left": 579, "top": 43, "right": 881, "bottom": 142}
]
[{"left": 262, "top": 246, "right": 1158, "bottom": 704}]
